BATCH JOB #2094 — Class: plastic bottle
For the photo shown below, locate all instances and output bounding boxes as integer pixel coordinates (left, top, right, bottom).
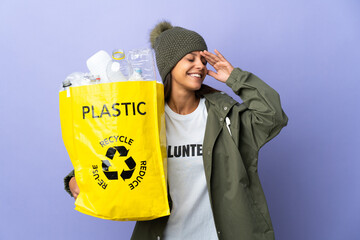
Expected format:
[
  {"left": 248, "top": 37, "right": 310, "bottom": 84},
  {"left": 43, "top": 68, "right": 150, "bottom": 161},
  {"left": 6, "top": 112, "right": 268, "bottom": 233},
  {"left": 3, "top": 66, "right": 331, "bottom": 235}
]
[
  {"left": 63, "top": 72, "right": 85, "bottom": 87},
  {"left": 106, "top": 49, "right": 133, "bottom": 82},
  {"left": 128, "top": 48, "right": 156, "bottom": 81}
]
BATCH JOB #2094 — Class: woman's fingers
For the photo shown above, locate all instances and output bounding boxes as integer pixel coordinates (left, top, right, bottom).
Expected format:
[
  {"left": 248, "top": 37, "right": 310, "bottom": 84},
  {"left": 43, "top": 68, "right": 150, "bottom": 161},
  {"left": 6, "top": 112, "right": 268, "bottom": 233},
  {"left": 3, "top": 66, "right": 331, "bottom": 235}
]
[
  {"left": 214, "top": 49, "right": 227, "bottom": 62},
  {"left": 69, "top": 177, "right": 80, "bottom": 200},
  {"left": 207, "top": 69, "right": 218, "bottom": 78},
  {"left": 201, "top": 50, "right": 220, "bottom": 66},
  {"left": 201, "top": 50, "right": 230, "bottom": 70},
  {"left": 73, "top": 192, "right": 78, "bottom": 200}
]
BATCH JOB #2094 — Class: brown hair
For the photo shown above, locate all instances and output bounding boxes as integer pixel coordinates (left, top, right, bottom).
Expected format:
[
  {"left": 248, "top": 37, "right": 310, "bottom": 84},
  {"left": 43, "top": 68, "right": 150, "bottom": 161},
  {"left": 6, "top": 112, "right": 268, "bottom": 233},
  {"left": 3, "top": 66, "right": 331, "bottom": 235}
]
[{"left": 163, "top": 73, "right": 220, "bottom": 102}]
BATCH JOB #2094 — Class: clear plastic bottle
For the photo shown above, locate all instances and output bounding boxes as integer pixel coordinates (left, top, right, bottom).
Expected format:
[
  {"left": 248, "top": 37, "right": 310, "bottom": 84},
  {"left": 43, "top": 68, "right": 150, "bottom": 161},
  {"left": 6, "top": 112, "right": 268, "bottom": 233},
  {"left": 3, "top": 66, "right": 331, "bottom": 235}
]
[
  {"left": 128, "top": 48, "right": 156, "bottom": 81},
  {"left": 106, "top": 49, "right": 133, "bottom": 82},
  {"left": 63, "top": 72, "right": 86, "bottom": 87}
]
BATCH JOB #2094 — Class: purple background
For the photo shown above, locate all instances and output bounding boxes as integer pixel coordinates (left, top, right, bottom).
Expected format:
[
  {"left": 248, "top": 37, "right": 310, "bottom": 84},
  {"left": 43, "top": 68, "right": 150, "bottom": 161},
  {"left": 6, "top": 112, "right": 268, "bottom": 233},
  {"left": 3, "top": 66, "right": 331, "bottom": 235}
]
[{"left": 1, "top": 0, "right": 359, "bottom": 239}]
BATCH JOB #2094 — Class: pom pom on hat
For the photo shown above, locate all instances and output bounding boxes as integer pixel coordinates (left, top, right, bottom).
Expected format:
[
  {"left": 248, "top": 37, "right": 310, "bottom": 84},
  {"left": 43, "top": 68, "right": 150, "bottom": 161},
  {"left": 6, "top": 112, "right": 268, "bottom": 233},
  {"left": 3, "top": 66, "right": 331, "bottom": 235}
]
[
  {"left": 150, "top": 21, "right": 173, "bottom": 49},
  {"left": 149, "top": 20, "right": 208, "bottom": 81}
]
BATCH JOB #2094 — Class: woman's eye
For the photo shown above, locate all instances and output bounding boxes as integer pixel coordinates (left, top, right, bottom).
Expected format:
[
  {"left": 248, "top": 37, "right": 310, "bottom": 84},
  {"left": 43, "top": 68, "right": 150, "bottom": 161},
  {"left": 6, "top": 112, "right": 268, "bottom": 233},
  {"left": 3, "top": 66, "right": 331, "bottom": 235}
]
[{"left": 188, "top": 58, "right": 194, "bottom": 62}]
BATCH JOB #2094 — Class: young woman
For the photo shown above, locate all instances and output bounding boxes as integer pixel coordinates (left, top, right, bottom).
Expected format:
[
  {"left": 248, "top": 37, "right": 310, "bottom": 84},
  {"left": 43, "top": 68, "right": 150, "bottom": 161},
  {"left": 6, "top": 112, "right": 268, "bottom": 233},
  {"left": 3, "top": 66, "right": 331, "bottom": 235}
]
[{"left": 65, "top": 21, "right": 288, "bottom": 240}]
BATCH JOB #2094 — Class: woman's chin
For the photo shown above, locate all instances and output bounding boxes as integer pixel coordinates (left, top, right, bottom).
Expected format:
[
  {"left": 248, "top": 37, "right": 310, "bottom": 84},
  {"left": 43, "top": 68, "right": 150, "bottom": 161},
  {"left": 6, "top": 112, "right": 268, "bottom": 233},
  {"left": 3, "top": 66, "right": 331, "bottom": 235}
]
[{"left": 189, "top": 83, "right": 203, "bottom": 91}]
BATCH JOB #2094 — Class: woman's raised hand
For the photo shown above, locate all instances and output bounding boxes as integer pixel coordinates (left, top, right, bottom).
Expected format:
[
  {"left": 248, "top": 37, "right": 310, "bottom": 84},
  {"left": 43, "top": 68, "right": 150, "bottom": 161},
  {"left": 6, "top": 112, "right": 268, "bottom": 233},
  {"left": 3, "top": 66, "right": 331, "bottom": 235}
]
[
  {"left": 69, "top": 177, "right": 80, "bottom": 200},
  {"left": 200, "top": 49, "right": 234, "bottom": 83}
]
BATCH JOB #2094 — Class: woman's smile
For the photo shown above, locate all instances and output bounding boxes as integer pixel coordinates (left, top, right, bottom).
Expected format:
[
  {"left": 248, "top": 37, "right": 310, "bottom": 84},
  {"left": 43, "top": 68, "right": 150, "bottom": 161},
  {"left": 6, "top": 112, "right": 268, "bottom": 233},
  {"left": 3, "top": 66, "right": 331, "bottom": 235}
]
[{"left": 187, "top": 72, "right": 203, "bottom": 79}]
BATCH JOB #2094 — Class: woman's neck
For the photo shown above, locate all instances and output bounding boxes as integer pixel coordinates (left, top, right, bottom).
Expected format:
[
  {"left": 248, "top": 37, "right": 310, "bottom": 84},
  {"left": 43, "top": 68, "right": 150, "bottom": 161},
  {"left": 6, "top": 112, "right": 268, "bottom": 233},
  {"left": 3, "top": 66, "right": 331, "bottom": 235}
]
[{"left": 167, "top": 91, "right": 200, "bottom": 115}]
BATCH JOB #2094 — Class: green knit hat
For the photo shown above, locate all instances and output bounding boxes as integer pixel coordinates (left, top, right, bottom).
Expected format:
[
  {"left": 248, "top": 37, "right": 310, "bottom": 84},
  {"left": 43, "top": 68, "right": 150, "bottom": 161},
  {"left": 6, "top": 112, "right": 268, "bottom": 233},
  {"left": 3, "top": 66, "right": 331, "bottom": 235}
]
[{"left": 150, "top": 21, "right": 208, "bottom": 81}]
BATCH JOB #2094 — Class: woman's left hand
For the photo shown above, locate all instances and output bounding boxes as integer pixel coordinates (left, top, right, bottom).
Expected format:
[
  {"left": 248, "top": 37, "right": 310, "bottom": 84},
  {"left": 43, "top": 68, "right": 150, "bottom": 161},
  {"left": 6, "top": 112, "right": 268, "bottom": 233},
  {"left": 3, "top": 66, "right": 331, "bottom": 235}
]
[{"left": 200, "top": 49, "right": 234, "bottom": 83}]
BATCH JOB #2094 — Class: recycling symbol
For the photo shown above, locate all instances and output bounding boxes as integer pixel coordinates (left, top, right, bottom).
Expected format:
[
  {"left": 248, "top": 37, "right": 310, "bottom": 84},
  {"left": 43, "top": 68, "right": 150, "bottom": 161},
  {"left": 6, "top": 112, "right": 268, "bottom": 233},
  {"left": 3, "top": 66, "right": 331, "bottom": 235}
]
[{"left": 101, "top": 146, "right": 136, "bottom": 181}]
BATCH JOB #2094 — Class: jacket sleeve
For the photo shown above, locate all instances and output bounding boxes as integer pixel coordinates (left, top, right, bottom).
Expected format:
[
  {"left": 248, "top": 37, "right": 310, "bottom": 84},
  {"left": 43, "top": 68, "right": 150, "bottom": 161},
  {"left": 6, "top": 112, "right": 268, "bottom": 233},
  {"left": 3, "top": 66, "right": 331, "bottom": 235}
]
[
  {"left": 64, "top": 170, "right": 75, "bottom": 197},
  {"left": 226, "top": 68, "right": 288, "bottom": 150}
]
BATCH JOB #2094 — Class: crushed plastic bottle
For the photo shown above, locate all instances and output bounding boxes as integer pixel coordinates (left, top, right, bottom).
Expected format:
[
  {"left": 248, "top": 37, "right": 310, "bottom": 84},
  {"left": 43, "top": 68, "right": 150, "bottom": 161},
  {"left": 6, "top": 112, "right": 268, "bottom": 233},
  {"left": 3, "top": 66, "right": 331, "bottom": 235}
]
[
  {"left": 61, "top": 72, "right": 101, "bottom": 91},
  {"left": 63, "top": 72, "right": 86, "bottom": 87},
  {"left": 107, "top": 49, "right": 133, "bottom": 82},
  {"left": 128, "top": 48, "right": 156, "bottom": 81}
]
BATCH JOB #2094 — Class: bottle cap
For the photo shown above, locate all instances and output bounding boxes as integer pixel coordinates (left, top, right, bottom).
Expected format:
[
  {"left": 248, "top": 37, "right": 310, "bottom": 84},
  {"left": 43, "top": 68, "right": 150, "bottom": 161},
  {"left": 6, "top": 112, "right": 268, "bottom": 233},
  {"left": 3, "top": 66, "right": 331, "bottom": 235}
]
[
  {"left": 112, "top": 49, "right": 125, "bottom": 60},
  {"left": 63, "top": 79, "right": 72, "bottom": 87},
  {"left": 134, "top": 67, "right": 142, "bottom": 74}
]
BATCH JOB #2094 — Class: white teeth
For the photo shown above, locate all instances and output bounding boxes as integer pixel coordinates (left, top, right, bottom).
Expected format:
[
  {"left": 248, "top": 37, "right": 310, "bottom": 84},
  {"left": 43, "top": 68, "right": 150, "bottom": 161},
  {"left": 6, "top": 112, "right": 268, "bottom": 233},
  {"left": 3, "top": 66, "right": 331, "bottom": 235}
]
[{"left": 189, "top": 73, "right": 201, "bottom": 78}]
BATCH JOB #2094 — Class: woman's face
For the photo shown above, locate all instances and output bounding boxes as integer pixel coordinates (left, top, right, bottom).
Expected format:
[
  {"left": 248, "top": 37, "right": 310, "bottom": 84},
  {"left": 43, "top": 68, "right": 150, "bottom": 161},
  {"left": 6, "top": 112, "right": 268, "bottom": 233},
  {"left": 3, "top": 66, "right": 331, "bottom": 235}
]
[{"left": 170, "top": 51, "right": 207, "bottom": 93}]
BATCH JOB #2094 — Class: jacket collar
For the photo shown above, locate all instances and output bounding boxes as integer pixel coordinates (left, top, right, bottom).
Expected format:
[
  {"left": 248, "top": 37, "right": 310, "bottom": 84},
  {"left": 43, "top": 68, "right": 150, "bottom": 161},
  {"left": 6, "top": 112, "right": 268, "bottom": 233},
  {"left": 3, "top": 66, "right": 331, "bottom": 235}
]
[{"left": 204, "top": 91, "right": 239, "bottom": 118}]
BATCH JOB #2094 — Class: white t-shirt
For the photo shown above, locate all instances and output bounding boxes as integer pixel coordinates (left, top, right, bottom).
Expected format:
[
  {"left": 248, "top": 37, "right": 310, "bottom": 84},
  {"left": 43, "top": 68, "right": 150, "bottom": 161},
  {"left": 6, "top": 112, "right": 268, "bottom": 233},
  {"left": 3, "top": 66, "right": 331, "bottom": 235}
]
[{"left": 163, "top": 98, "right": 218, "bottom": 240}]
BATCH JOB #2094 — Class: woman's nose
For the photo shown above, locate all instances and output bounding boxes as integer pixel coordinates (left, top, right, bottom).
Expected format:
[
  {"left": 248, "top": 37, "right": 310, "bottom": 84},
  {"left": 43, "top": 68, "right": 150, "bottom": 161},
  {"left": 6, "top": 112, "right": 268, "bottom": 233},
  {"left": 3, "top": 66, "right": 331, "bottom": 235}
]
[{"left": 195, "top": 58, "right": 205, "bottom": 69}]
